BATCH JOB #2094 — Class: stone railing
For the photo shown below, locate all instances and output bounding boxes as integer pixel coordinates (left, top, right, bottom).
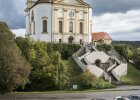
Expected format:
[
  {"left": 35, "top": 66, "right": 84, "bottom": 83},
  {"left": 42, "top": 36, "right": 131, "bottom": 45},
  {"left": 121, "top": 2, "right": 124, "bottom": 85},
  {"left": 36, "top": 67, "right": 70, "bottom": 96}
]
[
  {"left": 87, "top": 65, "right": 104, "bottom": 77},
  {"left": 107, "top": 62, "right": 117, "bottom": 72},
  {"left": 111, "top": 56, "right": 121, "bottom": 64},
  {"left": 104, "top": 71, "right": 111, "bottom": 82},
  {"left": 72, "top": 56, "right": 87, "bottom": 71},
  {"left": 111, "top": 70, "right": 120, "bottom": 81}
]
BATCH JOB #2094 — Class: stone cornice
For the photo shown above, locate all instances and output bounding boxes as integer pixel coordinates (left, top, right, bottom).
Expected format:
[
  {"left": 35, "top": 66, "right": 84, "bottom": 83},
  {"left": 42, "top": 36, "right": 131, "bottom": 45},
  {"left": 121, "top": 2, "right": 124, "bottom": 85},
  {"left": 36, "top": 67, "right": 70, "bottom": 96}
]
[
  {"left": 53, "top": 32, "right": 88, "bottom": 36},
  {"left": 53, "top": 3, "right": 89, "bottom": 8}
]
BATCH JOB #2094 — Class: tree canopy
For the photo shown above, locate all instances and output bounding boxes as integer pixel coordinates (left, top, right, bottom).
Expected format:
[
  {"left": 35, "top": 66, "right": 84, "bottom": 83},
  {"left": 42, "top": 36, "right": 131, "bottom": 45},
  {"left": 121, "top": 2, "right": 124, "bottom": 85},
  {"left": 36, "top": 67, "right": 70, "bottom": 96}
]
[{"left": 0, "top": 22, "right": 30, "bottom": 94}]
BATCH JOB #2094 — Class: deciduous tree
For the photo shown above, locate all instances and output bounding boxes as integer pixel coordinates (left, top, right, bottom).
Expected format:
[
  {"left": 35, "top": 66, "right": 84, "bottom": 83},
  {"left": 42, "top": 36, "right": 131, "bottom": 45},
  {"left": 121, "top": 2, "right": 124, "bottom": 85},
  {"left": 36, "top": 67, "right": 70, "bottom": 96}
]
[{"left": 0, "top": 22, "right": 30, "bottom": 94}]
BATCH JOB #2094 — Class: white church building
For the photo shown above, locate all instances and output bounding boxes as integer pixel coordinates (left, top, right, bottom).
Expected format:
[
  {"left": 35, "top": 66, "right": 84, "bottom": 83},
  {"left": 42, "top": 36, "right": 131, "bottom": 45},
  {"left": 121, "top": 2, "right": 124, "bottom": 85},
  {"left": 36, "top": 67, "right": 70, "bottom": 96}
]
[{"left": 25, "top": 0, "right": 93, "bottom": 44}]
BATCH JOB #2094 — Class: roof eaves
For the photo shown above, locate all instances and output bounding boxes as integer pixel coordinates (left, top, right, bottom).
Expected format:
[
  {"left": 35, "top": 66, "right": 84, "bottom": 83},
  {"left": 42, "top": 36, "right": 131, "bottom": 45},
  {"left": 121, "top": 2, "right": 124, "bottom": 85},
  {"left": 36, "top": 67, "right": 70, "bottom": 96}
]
[{"left": 28, "top": 0, "right": 53, "bottom": 11}]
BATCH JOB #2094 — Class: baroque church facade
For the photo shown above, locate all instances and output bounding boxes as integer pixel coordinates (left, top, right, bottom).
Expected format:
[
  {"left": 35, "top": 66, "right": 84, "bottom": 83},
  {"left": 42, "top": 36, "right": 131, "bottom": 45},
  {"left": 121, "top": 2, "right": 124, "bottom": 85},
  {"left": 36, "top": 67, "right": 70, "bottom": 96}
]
[{"left": 25, "top": 0, "right": 93, "bottom": 44}]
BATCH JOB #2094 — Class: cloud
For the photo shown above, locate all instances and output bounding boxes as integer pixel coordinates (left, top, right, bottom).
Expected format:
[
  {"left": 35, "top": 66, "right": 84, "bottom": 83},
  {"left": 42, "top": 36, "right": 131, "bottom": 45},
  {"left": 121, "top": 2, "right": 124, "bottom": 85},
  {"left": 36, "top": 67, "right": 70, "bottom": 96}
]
[
  {"left": 0, "top": 0, "right": 26, "bottom": 29},
  {"left": 1, "top": 0, "right": 140, "bottom": 29},
  {"left": 93, "top": 10, "right": 140, "bottom": 40},
  {"left": 88, "top": 0, "right": 140, "bottom": 16},
  {"left": 11, "top": 29, "right": 26, "bottom": 37},
  {"left": 1, "top": 0, "right": 140, "bottom": 41}
]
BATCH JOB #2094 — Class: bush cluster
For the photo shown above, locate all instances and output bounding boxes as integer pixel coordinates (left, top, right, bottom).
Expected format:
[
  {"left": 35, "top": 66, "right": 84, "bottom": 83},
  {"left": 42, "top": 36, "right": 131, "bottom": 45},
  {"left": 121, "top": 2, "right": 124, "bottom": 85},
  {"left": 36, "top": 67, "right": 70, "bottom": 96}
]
[{"left": 15, "top": 37, "right": 81, "bottom": 91}]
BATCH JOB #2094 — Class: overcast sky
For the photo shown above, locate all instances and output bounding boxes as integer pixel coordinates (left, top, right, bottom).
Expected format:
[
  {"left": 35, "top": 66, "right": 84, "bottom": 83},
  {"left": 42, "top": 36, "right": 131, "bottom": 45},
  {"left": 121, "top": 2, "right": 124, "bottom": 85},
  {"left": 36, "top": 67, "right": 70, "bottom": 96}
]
[{"left": 0, "top": 0, "right": 140, "bottom": 40}]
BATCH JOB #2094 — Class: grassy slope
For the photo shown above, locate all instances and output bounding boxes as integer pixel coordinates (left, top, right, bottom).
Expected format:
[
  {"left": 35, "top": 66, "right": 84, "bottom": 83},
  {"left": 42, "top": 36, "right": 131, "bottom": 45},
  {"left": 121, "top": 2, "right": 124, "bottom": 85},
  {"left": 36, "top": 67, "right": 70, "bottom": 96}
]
[
  {"left": 65, "top": 58, "right": 114, "bottom": 89},
  {"left": 121, "top": 63, "right": 140, "bottom": 85},
  {"left": 65, "top": 58, "right": 140, "bottom": 88},
  {"left": 66, "top": 58, "right": 83, "bottom": 85}
]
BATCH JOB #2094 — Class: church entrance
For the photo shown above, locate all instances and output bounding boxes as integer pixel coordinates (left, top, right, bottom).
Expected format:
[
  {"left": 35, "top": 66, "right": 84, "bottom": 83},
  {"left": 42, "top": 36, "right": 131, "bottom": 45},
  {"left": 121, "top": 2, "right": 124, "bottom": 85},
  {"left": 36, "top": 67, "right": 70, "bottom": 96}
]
[
  {"left": 80, "top": 39, "right": 83, "bottom": 45},
  {"left": 68, "top": 36, "right": 74, "bottom": 43}
]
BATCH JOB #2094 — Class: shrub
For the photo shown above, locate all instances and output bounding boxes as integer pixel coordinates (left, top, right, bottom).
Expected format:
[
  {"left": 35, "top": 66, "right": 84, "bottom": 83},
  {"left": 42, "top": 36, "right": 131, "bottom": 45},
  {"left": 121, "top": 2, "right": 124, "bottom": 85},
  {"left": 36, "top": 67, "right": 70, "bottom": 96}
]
[
  {"left": 114, "top": 44, "right": 133, "bottom": 61},
  {"left": 77, "top": 71, "right": 114, "bottom": 90},
  {"left": 96, "top": 44, "right": 112, "bottom": 53},
  {"left": 46, "top": 43, "right": 80, "bottom": 60},
  {"left": 77, "top": 71, "right": 97, "bottom": 89}
]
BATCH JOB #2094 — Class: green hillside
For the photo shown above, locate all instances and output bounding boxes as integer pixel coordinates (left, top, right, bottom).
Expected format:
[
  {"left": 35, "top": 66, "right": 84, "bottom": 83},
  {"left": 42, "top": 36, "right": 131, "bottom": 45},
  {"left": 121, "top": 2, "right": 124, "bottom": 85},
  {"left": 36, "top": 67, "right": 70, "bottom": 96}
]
[{"left": 121, "top": 63, "right": 140, "bottom": 85}]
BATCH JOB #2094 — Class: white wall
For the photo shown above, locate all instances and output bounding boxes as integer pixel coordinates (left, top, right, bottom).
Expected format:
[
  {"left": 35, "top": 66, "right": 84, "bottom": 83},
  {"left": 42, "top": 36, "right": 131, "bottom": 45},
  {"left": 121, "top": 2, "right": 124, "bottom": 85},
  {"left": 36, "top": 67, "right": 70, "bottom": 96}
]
[
  {"left": 85, "top": 52, "right": 110, "bottom": 64},
  {"left": 112, "top": 63, "right": 127, "bottom": 77},
  {"left": 26, "top": 11, "right": 30, "bottom": 35},
  {"left": 30, "top": 3, "right": 53, "bottom": 42},
  {"left": 87, "top": 65, "right": 104, "bottom": 77},
  {"left": 88, "top": 7, "right": 93, "bottom": 43}
]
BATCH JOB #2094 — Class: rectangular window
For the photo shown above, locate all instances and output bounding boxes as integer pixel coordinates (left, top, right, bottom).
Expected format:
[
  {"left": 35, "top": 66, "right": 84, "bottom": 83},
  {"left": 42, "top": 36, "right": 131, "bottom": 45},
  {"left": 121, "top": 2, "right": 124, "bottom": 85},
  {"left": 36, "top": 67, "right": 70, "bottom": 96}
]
[{"left": 69, "top": 21, "right": 73, "bottom": 33}]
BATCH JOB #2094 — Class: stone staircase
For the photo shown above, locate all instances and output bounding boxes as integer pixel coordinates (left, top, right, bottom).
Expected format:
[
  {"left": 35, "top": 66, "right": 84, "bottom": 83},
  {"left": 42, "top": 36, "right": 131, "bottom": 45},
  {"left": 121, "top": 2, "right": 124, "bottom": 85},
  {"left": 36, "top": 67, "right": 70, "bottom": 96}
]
[{"left": 72, "top": 43, "right": 127, "bottom": 83}]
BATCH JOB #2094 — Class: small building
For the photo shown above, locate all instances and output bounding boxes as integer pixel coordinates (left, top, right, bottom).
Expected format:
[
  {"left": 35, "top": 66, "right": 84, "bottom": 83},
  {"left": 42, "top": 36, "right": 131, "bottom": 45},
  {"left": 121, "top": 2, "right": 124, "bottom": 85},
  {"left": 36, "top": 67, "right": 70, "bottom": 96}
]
[{"left": 92, "top": 32, "right": 112, "bottom": 45}]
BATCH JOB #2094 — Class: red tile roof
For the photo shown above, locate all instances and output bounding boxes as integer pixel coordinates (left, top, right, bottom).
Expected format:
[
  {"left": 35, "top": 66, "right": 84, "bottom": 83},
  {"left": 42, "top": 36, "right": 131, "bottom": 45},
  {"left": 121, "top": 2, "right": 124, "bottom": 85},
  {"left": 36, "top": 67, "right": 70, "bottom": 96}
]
[{"left": 92, "top": 32, "right": 112, "bottom": 41}]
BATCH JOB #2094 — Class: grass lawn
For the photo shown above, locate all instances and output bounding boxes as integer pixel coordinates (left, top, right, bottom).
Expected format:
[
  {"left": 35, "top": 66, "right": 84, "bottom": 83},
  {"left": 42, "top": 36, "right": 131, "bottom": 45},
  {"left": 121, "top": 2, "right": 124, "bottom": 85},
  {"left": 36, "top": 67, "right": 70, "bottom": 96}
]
[{"left": 121, "top": 63, "right": 140, "bottom": 85}]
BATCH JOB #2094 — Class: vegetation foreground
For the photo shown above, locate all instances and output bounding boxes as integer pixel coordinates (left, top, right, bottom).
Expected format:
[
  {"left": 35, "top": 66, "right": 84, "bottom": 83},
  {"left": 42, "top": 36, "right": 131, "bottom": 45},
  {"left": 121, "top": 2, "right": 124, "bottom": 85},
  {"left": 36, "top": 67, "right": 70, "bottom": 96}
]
[{"left": 0, "top": 22, "right": 140, "bottom": 94}]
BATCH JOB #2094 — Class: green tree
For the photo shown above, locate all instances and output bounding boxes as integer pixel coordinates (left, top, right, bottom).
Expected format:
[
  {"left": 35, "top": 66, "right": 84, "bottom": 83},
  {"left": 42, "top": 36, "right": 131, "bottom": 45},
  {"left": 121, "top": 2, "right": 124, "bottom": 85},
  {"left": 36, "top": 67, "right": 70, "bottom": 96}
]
[
  {"left": 0, "top": 22, "right": 30, "bottom": 94},
  {"left": 114, "top": 44, "right": 128, "bottom": 60},
  {"left": 132, "top": 48, "right": 140, "bottom": 69},
  {"left": 96, "top": 44, "right": 112, "bottom": 53},
  {"left": 77, "top": 71, "right": 97, "bottom": 89},
  {"left": 127, "top": 47, "right": 133, "bottom": 60},
  {"left": 51, "top": 51, "right": 69, "bottom": 89},
  {"left": 114, "top": 44, "right": 134, "bottom": 61},
  {"left": 15, "top": 37, "right": 34, "bottom": 60}
]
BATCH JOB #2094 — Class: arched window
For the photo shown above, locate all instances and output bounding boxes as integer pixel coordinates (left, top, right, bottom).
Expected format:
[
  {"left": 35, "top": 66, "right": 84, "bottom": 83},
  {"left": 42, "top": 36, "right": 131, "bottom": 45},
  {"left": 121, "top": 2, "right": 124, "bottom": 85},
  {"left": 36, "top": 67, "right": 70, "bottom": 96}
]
[
  {"left": 33, "top": 22, "right": 35, "bottom": 34},
  {"left": 80, "top": 39, "right": 83, "bottom": 45},
  {"left": 68, "top": 36, "right": 74, "bottom": 43},
  {"left": 30, "top": 23, "right": 31, "bottom": 35},
  {"left": 59, "top": 21, "right": 63, "bottom": 33},
  {"left": 31, "top": 11, "right": 34, "bottom": 22},
  {"left": 69, "top": 21, "right": 73, "bottom": 33},
  {"left": 43, "top": 20, "right": 47, "bottom": 33},
  {"left": 90, "top": 24, "right": 92, "bottom": 33},
  {"left": 80, "top": 22, "right": 83, "bottom": 34}
]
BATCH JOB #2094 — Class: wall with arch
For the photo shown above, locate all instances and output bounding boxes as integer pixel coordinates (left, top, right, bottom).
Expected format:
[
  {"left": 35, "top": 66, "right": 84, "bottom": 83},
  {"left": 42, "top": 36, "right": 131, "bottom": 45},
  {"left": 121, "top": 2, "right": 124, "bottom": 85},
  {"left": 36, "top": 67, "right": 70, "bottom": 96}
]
[{"left": 29, "top": 3, "right": 53, "bottom": 42}]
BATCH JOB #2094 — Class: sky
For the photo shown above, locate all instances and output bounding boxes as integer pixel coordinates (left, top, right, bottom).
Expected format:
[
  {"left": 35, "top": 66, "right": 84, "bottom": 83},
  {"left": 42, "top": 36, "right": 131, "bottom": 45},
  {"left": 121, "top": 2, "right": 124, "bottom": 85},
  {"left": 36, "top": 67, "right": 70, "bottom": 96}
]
[{"left": 0, "top": 0, "right": 140, "bottom": 41}]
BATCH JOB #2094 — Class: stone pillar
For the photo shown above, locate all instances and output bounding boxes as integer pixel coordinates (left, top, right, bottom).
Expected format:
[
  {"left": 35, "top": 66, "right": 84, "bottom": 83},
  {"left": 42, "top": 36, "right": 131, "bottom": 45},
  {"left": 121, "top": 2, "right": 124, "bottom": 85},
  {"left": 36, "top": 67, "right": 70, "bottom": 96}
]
[
  {"left": 75, "top": 10, "right": 79, "bottom": 34},
  {"left": 84, "top": 11, "right": 88, "bottom": 34},
  {"left": 64, "top": 9, "right": 68, "bottom": 33},
  {"left": 54, "top": 8, "right": 58, "bottom": 33}
]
